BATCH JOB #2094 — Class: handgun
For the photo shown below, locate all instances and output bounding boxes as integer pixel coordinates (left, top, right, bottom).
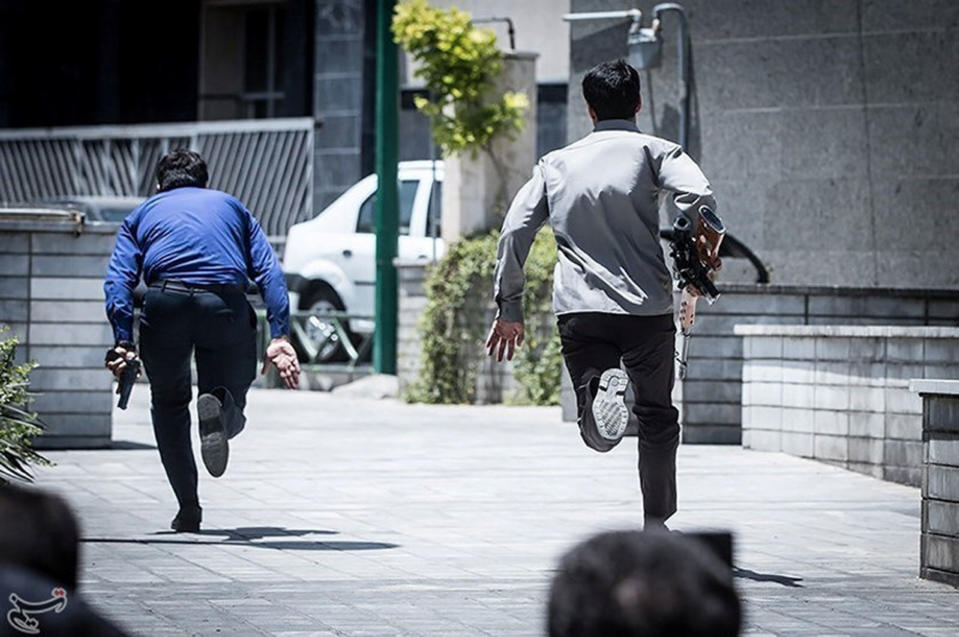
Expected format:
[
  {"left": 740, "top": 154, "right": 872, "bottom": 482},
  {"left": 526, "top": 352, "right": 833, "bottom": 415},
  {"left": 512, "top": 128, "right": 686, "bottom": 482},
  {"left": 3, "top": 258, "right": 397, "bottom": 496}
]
[{"left": 105, "top": 348, "right": 139, "bottom": 410}]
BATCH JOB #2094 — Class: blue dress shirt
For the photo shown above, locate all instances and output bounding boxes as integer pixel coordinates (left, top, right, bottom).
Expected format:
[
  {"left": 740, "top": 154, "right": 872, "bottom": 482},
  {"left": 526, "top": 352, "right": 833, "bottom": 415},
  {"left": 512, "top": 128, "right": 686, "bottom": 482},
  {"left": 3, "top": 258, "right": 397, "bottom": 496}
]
[{"left": 104, "top": 187, "right": 290, "bottom": 342}]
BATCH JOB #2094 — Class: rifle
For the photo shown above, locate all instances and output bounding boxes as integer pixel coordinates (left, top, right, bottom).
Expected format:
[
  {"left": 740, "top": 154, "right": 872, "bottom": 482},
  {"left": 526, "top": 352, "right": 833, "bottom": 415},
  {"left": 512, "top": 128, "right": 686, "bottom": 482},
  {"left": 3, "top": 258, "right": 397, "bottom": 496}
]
[
  {"left": 669, "top": 205, "right": 726, "bottom": 380},
  {"left": 105, "top": 347, "right": 140, "bottom": 410}
]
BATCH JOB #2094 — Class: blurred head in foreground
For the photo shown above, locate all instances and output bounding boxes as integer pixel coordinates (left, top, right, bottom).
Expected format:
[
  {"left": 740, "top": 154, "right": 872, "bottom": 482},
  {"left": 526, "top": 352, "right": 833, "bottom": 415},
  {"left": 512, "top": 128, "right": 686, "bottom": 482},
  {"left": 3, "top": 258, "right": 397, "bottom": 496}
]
[{"left": 547, "top": 530, "right": 741, "bottom": 637}]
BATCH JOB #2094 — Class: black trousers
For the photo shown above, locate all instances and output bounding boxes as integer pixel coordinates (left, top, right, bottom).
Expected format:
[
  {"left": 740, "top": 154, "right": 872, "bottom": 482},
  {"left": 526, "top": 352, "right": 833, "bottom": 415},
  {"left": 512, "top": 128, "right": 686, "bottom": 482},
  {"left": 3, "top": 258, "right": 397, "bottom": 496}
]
[
  {"left": 139, "top": 285, "right": 257, "bottom": 509},
  {"left": 558, "top": 312, "right": 680, "bottom": 521}
]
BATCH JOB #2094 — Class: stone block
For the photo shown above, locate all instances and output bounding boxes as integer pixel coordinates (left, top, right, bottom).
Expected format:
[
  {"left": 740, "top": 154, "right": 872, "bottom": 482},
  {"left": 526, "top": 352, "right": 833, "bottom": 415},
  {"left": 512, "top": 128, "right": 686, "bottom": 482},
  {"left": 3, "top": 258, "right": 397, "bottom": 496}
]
[
  {"left": 925, "top": 500, "right": 959, "bottom": 536},
  {"left": 782, "top": 383, "right": 814, "bottom": 409},
  {"left": 884, "top": 465, "right": 921, "bottom": 487},
  {"left": 886, "top": 338, "right": 924, "bottom": 363},
  {"left": 0, "top": 255, "right": 29, "bottom": 276},
  {"left": 682, "top": 424, "right": 741, "bottom": 444},
  {"left": 781, "top": 361, "right": 813, "bottom": 384},
  {"left": 924, "top": 339, "right": 959, "bottom": 364},
  {"left": 0, "top": 299, "right": 28, "bottom": 323},
  {"left": 687, "top": 0, "right": 858, "bottom": 40},
  {"left": 704, "top": 292, "right": 805, "bottom": 316},
  {"left": 762, "top": 178, "right": 869, "bottom": 252},
  {"left": 814, "top": 409, "right": 850, "bottom": 436},
  {"left": 868, "top": 102, "right": 959, "bottom": 181},
  {"left": 849, "top": 385, "right": 885, "bottom": 412},
  {"left": 864, "top": 30, "right": 959, "bottom": 105},
  {"left": 814, "top": 434, "right": 849, "bottom": 462},
  {"left": 30, "top": 300, "right": 104, "bottom": 323},
  {"left": 921, "top": 534, "right": 959, "bottom": 574},
  {"left": 783, "top": 336, "right": 816, "bottom": 360},
  {"left": 928, "top": 439, "right": 959, "bottom": 466},
  {"left": 745, "top": 336, "right": 782, "bottom": 360},
  {"left": 847, "top": 362, "right": 886, "bottom": 386},
  {"left": 929, "top": 299, "right": 959, "bottom": 321},
  {"left": 781, "top": 431, "right": 814, "bottom": 458},
  {"left": 0, "top": 276, "right": 28, "bottom": 300},
  {"left": 747, "top": 428, "right": 781, "bottom": 452},
  {"left": 807, "top": 296, "right": 926, "bottom": 319},
  {"left": 885, "top": 387, "right": 922, "bottom": 415},
  {"left": 683, "top": 380, "right": 741, "bottom": 404},
  {"left": 923, "top": 364, "right": 959, "bottom": 384},
  {"left": 886, "top": 413, "right": 922, "bottom": 441},
  {"left": 0, "top": 233, "right": 29, "bottom": 253},
  {"left": 815, "top": 361, "right": 850, "bottom": 386},
  {"left": 31, "top": 255, "right": 111, "bottom": 278},
  {"left": 31, "top": 233, "right": 117, "bottom": 255},
  {"left": 850, "top": 337, "right": 885, "bottom": 362},
  {"left": 847, "top": 461, "right": 884, "bottom": 480},
  {"left": 30, "top": 277, "right": 105, "bottom": 300},
  {"left": 752, "top": 381, "right": 784, "bottom": 407},
  {"left": 748, "top": 406, "right": 782, "bottom": 431},
  {"left": 683, "top": 403, "right": 741, "bottom": 426},
  {"left": 816, "top": 337, "right": 851, "bottom": 361},
  {"left": 886, "top": 362, "right": 924, "bottom": 383},
  {"left": 32, "top": 391, "right": 113, "bottom": 415},
  {"left": 925, "top": 465, "right": 959, "bottom": 501},
  {"left": 781, "top": 408, "right": 814, "bottom": 433},
  {"left": 39, "top": 413, "right": 111, "bottom": 437},
  {"left": 690, "top": 336, "right": 742, "bottom": 359},
  {"left": 29, "top": 369, "right": 112, "bottom": 392},
  {"left": 884, "top": 438, "right": 922, "bottom": 471},
  {"left": 29, "top": 323, "right": 113, "bottom": 346},
  {"left": 689, "top": 358, "right": 743, "bottom": 382},
  {"left": 863, "top": 0, "right": 959, "bottom": 31},
  {"left": 849, "top": 411, "right": 885, "bottom": 438},
  {"left": 814, "top": 385, "right": 849, "bottom": 411}
]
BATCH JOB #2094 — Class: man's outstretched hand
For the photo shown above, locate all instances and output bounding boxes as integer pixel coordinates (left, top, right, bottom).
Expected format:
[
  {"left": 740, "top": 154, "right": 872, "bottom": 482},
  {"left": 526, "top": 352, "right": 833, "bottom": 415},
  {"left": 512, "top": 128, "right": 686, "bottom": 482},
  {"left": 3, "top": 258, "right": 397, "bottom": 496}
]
[
  {"left": 485, "top": 319, "right": 524, "bottom": 362},
  {"left": 262, "top": 337, "right": 301, "bottom": 389}
]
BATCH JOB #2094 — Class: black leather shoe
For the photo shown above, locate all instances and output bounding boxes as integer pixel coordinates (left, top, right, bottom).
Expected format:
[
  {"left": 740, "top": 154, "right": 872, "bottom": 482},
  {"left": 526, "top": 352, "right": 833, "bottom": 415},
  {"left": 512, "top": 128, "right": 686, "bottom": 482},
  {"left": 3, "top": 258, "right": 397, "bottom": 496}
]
[
  {"left": 198, "top": 392, "right": 229, "bottom": 477},
  {"left": 171, "top": 506, "right": 202, "bottom": 533}
]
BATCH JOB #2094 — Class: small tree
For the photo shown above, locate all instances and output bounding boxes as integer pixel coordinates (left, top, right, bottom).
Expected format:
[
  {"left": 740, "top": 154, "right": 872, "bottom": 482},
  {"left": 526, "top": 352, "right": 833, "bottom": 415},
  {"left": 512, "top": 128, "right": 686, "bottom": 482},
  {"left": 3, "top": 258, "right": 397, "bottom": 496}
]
[
  {"left": 393, "top": 0, "right": 528, "bottom": 216},
  {"left": 0, "top": 328, "right": 49, "bottom": 483}
]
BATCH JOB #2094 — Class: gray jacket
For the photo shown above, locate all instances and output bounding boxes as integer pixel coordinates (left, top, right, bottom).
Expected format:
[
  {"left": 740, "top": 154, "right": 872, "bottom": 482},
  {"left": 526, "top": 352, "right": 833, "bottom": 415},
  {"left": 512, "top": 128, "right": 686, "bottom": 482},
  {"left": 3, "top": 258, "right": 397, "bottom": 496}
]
[{"left": 493, "top": 119, "right": 716, "bottom": 323}]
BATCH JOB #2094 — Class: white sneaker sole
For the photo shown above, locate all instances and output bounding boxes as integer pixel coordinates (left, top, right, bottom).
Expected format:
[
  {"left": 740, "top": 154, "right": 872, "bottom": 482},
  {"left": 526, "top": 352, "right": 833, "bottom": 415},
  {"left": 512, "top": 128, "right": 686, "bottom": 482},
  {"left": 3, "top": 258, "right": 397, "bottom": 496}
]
[{"left": 592, "top": 368, "right": 630, "bottom": 442}]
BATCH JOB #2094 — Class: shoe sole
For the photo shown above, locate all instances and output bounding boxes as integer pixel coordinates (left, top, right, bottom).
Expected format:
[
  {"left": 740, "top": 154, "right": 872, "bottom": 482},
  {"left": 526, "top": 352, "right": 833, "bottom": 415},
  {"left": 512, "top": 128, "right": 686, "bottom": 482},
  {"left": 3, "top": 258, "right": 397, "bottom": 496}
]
[
  {"left": 592, "top": 369, "right": 630, "bottom": 442},
  {"left": 198, "top": 393, "right": 229, "bottom": 478}
]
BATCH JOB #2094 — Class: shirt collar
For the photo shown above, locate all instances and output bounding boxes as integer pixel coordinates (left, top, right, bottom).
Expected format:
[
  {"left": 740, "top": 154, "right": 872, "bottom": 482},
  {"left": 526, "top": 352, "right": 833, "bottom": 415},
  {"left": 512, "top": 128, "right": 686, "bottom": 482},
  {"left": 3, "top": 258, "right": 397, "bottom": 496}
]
[{"left": 592, "top": 119, "right": 640, "bottom": 133}]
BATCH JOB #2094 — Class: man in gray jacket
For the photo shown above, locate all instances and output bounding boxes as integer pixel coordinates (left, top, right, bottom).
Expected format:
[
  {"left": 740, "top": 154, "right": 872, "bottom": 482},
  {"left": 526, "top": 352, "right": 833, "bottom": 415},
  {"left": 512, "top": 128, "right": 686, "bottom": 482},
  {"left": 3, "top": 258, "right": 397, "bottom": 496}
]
[{"left": 486, "top": 59, "right": 717, "bottom": 528}]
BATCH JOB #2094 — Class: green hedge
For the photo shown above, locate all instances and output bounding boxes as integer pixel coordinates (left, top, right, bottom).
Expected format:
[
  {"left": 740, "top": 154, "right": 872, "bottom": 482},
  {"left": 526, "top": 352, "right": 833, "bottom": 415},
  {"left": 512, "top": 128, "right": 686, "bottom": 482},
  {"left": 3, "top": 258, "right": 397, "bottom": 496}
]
[
  {"left": 405, "top": 229, "right": 561, "bottom": 405},
  {"left": 0, "top": 328, "right": 48, "bottom": 483}
]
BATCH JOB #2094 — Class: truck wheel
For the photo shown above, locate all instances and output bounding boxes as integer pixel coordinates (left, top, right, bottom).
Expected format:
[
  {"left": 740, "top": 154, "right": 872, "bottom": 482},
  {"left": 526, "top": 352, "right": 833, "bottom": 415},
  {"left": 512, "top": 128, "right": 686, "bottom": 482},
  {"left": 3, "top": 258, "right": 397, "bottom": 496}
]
[{"left": 299, "top": 287, "right": 350, "bottom": 363}]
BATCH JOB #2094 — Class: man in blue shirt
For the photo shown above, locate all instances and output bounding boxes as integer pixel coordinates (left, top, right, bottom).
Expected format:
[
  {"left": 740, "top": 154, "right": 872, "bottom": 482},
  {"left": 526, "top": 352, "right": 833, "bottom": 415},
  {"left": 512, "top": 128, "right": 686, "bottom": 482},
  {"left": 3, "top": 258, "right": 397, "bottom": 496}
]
[{"left": 103, "top": 150, "right": 299, "bottom": 532}]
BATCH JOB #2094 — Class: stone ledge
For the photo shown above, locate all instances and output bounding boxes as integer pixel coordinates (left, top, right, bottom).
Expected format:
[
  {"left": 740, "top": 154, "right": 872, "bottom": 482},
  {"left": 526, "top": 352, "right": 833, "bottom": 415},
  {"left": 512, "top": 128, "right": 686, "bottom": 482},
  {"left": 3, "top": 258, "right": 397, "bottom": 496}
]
[
  {"left": 911, "top": 379, "right": 959, "bottom": 396},
  {"left": 735, "top": 325, "right": 959, "bottom": 338}
]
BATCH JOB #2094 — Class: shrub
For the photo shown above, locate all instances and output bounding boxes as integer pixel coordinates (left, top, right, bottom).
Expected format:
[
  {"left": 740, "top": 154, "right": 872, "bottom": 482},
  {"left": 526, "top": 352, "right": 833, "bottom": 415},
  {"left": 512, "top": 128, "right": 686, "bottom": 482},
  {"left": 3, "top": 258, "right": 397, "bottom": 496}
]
[{"left": 0, "top": 328, "right": 49, "bottom": 483}]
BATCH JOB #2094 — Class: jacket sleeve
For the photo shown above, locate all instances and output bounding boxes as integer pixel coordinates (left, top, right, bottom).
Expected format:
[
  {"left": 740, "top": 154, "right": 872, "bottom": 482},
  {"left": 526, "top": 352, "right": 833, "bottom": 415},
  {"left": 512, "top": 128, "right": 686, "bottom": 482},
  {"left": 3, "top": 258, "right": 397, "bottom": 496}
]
[
  {"left": 104, "top": 218, "right": 143, "bottom": 343},
  {"left": 493, "top": 163, "right": 549, "bottom": 323},
  {"left": 243, "top": 204, "right": 290, "bottom": 339},
  {"left": 655, "top": 143, "right": 717, "bottom": 223}
]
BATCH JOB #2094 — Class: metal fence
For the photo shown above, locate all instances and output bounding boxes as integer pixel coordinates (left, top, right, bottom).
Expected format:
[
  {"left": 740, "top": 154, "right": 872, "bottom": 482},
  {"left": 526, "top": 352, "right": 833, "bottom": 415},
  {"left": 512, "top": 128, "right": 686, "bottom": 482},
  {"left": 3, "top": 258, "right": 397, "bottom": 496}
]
[{"left": 0, "top": 118, "right": 314, "bottom": 239}]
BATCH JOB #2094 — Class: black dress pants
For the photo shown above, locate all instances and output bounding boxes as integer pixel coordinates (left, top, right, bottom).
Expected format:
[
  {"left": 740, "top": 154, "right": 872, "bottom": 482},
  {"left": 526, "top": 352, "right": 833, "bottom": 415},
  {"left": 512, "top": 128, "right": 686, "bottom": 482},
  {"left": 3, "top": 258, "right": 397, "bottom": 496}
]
[
  {"left": 557, "top": 312, "right": 680, "bottom": 522},
  {"left": 139, "top": 284, "right": 257, "bottom": 509}
]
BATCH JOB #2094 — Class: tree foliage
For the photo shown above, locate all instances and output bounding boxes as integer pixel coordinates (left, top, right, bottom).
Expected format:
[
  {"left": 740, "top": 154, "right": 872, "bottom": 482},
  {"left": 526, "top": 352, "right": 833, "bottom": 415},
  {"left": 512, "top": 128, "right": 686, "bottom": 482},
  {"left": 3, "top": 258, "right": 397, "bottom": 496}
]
[
  {"left": 0, "top": 328, "right": 49, "bottom": 484},
  {"left": 392, "top": 0, "right": 528, "bottom": 155}
]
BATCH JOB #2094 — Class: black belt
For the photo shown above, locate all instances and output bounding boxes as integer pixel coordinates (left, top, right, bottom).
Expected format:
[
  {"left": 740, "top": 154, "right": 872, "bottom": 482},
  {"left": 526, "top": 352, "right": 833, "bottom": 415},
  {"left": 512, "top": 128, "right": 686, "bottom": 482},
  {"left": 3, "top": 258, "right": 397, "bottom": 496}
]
[{"left": 149, "top": 279, "right": 245, "bottom": 294}]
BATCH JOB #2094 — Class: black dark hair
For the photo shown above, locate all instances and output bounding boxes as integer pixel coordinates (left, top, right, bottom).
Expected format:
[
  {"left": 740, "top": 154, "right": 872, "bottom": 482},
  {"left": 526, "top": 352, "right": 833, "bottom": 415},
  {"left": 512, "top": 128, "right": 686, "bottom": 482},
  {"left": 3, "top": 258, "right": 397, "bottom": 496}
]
[
  {"left": 156, "top": 149, "right": 209, "bottom": 192},
  {"left": 548, "top": 530, "right": 741, "bottom": 637},
  {"left": 0, "top": 483, "right": 80, "bottom": 590},
  {"left": 582, "top": 59, "right": 642, "bottom": 121}
]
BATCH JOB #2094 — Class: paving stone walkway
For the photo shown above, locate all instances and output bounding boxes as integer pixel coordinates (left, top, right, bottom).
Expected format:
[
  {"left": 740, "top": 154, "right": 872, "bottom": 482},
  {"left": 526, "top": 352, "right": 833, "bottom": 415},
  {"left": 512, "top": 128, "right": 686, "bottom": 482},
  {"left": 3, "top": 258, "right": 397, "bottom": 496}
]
[{"left": 30, "top": 389, "right": 959, "bottom": 636}]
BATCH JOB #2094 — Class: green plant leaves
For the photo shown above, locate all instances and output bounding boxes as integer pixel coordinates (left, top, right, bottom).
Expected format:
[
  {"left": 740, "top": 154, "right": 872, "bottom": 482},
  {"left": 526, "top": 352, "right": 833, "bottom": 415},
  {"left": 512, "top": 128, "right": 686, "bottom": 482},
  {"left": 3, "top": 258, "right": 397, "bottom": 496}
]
[{"left": 0, "top": 327, "right": 50, "bottom": 484}]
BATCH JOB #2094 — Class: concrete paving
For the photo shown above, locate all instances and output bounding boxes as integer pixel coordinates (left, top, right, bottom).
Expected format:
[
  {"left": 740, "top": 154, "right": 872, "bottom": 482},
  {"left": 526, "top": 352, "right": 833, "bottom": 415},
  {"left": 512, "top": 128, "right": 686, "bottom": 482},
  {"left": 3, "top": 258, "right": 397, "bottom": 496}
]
[{"left": 29, "top": 388, "right": 959, "bottom": 636}]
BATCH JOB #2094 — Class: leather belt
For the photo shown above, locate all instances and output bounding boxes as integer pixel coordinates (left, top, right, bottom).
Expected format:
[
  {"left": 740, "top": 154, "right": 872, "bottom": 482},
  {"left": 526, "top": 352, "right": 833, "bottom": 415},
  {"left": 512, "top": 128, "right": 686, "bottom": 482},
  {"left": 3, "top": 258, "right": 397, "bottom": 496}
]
[{"left": 149, "top": 279, "right": 244, "bottom": 294}]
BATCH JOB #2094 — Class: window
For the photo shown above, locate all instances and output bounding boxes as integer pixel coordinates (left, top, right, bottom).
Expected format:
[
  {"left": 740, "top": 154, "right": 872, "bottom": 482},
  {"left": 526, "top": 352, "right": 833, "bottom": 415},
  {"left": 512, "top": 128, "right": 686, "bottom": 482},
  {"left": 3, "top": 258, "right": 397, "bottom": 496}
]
[
  {"left": 426, "top": 179, "right": 441, "bottom": 238},
  {"left": 356, "top": 180, "right": 419, "bottom": 235}
]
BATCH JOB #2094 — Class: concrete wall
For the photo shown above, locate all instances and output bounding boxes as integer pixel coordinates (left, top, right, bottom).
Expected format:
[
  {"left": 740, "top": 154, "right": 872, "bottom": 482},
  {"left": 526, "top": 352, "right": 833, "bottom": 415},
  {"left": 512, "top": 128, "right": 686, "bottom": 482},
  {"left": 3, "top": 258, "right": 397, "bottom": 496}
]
[
  {"left": 678, "top": 284, "right": 959, "bottom": 444},
  {"left": 738, "top": 326, "right": 959, "bottom": 487},
  {"left": 0, "top": 219, "right": 117, "bottom": 448},
  {"left": 913, "top": 380, "right": 959, "bottom": 588},
  {"left": 568, "top": 0, "right": 959, "bottom": 288}
]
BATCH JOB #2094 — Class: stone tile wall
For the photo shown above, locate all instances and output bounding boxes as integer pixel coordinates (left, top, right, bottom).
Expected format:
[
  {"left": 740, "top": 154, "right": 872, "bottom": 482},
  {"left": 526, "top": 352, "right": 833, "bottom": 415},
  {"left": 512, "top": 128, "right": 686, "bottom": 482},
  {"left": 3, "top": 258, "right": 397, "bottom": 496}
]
[{"left": 738, "top": 326, "right": 959, "bottom": 486}]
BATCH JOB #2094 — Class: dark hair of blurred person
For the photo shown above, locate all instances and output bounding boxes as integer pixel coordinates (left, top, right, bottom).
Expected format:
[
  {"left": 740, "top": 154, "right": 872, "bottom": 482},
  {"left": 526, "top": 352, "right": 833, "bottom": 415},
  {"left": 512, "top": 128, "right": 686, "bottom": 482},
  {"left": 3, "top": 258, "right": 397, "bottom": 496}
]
[
  {"left": 156, "top": 148, "right": 209, "bottom": 192},
  {"left": 0, "top": 483, "right": 79, "bottom": 590},
  {"left": 581, "top": 59, "right": 642, "bottom": 122},
  {"left": 547, "top": 530, "right": 741, "bottom": 637}
]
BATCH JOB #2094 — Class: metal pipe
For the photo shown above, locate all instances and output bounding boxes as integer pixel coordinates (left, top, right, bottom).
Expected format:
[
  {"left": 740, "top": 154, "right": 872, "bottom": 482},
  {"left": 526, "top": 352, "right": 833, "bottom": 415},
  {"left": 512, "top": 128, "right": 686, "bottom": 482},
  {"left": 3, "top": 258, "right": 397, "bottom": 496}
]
[
  {"left": 653, "top": 3, "right": 690, "bottom": 149},
  {"left": 562, "top": 9, "right": 642, "bottom": 28},
  {"left": 472, "top": 17, "right": 516, "bottom": 49}
]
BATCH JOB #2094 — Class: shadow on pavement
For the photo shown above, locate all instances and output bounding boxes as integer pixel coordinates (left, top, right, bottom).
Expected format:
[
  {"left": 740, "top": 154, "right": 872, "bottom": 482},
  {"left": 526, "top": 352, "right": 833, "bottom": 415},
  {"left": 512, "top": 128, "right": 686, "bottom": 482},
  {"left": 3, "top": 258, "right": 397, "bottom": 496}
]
[
  {"left": 82, "top": 526, "right": 399, "bottom": 551},
  {"left": 733, "top": 567, "right": 804, "bottom": 587},
  {"left": 109, "top": 440, "right": 157, "bottom": 450}
]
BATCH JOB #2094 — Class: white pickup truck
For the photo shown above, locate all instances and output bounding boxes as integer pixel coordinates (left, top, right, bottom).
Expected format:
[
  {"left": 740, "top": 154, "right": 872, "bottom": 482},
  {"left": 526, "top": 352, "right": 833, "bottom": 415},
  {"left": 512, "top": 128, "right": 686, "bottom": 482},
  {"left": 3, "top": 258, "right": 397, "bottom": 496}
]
[{"left": 283, "top": 160, "right": 445, "bottom": 360}]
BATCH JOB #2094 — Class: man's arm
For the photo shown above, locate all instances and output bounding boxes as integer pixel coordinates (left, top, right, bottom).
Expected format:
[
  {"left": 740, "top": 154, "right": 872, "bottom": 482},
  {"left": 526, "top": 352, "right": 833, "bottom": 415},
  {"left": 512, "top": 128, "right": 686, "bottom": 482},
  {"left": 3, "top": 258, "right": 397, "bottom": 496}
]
[
  {"left": 243, "top": 204, "right": 299, "bottom": 389},
  {"left": 655, "top": 143, "right": 717, "bottom": 223},
  {"left": 104, "top": 219, "right": 143, "bottom": 344},
  {"left": 488, "top": 164, "right": 549, "bottom": 361}
]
